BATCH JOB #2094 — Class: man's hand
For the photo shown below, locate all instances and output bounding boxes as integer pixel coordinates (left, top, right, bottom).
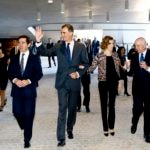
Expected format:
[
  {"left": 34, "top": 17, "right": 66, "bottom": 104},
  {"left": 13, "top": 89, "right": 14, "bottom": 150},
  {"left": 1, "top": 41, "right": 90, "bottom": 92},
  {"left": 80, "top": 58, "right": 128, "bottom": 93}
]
[
  {"left": 15, "top": 79, "right": 30, "bottom": 88},
  {"left": 35, "top": 26, "right": 44, "bottom": 43},
  {"left": 140, "top": 61, "right": 148, "bottom": 70},
  {"left": 15, "top": 79, "right": 24, "bottom": 88},
  {"left": 21, "top": 80, "right": 30, "bottom": 87},
  {"left": 70, "top": 72, "right": 78, "bottom": 79}
]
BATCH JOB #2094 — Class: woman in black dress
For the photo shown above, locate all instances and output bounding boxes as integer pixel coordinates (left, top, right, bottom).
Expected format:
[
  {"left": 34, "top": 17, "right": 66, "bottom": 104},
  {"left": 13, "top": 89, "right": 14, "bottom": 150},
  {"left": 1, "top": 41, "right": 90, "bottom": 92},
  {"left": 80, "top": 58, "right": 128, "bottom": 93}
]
[{"left": 0, "top": 47, "right": 9, "bottom": 111}]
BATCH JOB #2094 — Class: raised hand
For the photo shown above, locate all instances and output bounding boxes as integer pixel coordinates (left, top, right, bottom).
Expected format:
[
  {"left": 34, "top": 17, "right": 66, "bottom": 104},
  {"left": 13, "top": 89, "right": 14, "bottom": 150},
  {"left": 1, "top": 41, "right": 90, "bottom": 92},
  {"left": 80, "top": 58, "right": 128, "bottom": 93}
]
[{"left": 35, "top": 26, "right": 44, "bottom": 42}]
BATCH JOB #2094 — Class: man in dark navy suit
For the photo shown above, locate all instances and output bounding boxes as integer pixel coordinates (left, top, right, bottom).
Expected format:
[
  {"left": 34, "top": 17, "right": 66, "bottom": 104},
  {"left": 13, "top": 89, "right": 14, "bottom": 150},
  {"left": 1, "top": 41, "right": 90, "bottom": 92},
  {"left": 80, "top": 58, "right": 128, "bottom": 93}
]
[
  {"left": 35, "top": 24, "right": 89, "bottom": 147},
  {"left": 128, "top": 37, "right": 150, "bottom": 143},
  {"left": 8, "top": 35, "right": 43, "bottom": 148}
]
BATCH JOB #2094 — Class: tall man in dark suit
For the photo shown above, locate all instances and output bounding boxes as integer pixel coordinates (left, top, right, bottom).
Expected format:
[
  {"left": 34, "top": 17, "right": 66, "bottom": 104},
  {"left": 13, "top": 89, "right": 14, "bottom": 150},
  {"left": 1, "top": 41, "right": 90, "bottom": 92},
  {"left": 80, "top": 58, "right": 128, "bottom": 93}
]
[
  {"left": 8, "top": 35, "right": 43, "bottom": 148},
  {"left": 127, "top": 37, "right": 150, "bottom": 143},
  {"left": 35, "top": 24, "right": 89, "bottom": 146}
]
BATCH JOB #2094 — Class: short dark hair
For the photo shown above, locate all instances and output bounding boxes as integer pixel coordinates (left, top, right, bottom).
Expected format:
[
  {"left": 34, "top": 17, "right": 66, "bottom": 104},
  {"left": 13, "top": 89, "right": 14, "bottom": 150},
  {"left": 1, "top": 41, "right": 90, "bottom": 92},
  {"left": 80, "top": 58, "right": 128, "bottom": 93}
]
[
  {"left": 61, "top": 24, "right": 74, "bottom": 32},
  {"left": 18, "top": 35, "right": 31, "bottom": 44}
]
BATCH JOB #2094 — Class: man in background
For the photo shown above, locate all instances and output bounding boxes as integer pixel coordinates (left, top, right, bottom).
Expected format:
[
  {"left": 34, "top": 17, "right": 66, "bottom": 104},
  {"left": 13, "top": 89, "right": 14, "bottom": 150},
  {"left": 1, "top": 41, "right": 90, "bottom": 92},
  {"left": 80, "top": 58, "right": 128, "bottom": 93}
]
[{"left": 46, "top": 38, "right": 56, "bottom": 67}]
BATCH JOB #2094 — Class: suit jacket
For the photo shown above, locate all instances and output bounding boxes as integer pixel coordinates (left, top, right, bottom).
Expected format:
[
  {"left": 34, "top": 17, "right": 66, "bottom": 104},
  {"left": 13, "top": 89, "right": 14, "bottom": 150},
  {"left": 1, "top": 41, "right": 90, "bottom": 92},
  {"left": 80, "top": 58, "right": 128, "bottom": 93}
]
[
  {"left": 128, "top": 49, "right": 150, "bottom": 95},
  {"left": 37, "top": 41, "right": 89, "bottom": 91},
  {"left": 8, "top": 51, "right": 43, "bottom": 98}
]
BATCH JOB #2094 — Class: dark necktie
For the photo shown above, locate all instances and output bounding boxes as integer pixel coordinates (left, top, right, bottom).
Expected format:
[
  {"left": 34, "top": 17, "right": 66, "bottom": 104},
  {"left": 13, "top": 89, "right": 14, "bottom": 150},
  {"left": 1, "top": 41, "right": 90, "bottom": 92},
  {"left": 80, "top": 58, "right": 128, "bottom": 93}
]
[
  {"left": 20, "top": 53, "right": 25, "bottom": 75},
  {"left": 66, "top": 43, "right": 71, "bottom": 64},
  {"left": 140, "top": 53, "right": 144, "bottom": 62}
]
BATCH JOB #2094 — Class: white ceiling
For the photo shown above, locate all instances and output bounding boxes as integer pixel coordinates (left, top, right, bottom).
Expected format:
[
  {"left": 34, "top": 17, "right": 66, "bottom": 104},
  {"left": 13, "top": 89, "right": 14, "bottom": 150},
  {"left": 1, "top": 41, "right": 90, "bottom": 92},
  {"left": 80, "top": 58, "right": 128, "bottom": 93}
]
[{"left": 0, "top": 0, "right": 150, "bottom": 38}]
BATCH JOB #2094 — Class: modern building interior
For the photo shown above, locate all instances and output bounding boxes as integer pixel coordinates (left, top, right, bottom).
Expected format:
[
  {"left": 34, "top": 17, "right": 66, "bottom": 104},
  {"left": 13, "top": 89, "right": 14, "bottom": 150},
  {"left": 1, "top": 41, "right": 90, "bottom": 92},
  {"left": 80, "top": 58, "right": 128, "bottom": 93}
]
[
  {"left": 0, "top": 0, "right": 150, "bottom": 150},
  {"left": 1, "top": 0, "right": 150, "bottom": 42}
]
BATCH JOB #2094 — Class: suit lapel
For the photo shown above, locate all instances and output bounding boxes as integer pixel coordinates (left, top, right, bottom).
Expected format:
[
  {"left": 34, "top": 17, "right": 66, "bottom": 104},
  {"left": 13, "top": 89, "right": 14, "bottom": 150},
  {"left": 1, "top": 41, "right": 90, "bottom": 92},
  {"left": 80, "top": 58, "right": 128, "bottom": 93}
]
[
  {"left": 72, "top": 42, "right": 78, "bottom": 62},
  {"left": 23, "top": 52, "right": 31, "bottom": 75},
  {"left": 60, "top": 41, "right": 66, "bottom": 55},
  {"left": 15, "top": 53, "right": 22, "bottom": 75},
  {"left": 145, "top": 49, "right": 150, "bottom": 65}
]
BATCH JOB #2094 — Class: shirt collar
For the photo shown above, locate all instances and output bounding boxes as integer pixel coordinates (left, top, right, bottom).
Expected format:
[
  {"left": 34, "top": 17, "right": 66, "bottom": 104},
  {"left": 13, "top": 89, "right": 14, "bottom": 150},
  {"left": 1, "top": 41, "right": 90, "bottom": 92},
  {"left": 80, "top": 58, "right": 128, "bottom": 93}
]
[
  {"left": 20, "top": 50, "right": 29, "bottom": 56},
  {"left": 140, "top": 49, "right": 147, "bottom": 57},
  {"left": 66, "top": 40, "right": 74, "bottom": 46}
]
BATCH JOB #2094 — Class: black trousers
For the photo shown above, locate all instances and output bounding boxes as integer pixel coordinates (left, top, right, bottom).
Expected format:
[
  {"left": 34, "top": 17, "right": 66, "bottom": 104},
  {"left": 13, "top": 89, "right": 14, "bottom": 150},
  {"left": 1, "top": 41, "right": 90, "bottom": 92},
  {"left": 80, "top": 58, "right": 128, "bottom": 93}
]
[
  {"left": 57, "top": 88, "right": 79, "bottom": 141},
  {"left": 77, "top": 74, "right": 90, "bottom": 109},
  {"left": 132, "top": 94, "right": 143, "bottom": 127},
  {"left": 132, "top": 90, "right": 150, "bottom": 135},
  {"left": 144, "top": 94, "right": 150, "bottom": 135},
  {"left": 12, "top": 96, "right": 36, "bottom": 143},
  {"left": 98, "top": 81, "right": 118, "bottom": 132},
  {"left": 48, "top": 55, "right": 56, "bottom": 67},
  {"left": 120, "top": 70, "right": 129, "bottom": 94}
]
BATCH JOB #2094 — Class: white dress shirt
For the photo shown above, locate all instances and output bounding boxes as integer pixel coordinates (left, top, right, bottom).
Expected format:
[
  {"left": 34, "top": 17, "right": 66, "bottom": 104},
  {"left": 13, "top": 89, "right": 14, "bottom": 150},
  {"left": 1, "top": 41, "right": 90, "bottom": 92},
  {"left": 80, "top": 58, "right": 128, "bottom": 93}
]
[
  {"left": 20, "top": 50, "right": 29, "bottom": 71},
  {"left": 66, "top": 40, "right": 74, "bottom": 59}
]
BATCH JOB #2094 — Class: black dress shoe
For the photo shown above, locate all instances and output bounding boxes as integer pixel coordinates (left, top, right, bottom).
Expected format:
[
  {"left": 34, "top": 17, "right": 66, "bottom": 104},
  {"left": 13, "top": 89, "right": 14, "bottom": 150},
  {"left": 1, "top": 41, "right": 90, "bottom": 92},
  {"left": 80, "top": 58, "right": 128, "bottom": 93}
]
[
  {"left": 77, "top": 107, "right": 81, "bottom": 112},
  {"left": 67, "top": 131, "right": 74, "bottom": 139},
  {"left": 131, "top": 125, "right": 137, "bottom": 134},
  {"left": 124, "top": 92, "right": 131, "bottom": 96},
  {"left": 0, "top": 106, "right": 3, "bottom": 112},
  {"left": 110, "top": 129, "right": 115, "bottom": 136},
  {"left": 145, "top": 135, "right": 150, "bottom": 143},
  {"left": 85, "top": 106, "right": 90, "bottom": 113},
  {"left": 24, "top": 142, "right": 31, "bottom": 148},
  {"left": 104, "top": 131, "right": 109, "bottom": 136},
  {"left": 77, "top": 108, "right": 81, "bottom": 112},
  {"left": 57, "top": 140, "right": 66, "bottom": 147}
]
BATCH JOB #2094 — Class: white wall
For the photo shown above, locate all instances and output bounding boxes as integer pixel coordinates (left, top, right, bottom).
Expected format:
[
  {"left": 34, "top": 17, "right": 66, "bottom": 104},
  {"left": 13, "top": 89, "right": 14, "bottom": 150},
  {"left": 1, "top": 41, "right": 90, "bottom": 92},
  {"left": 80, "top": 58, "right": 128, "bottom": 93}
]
[{"left": 41, "top": 23, "right": 150, "bottom": 48}]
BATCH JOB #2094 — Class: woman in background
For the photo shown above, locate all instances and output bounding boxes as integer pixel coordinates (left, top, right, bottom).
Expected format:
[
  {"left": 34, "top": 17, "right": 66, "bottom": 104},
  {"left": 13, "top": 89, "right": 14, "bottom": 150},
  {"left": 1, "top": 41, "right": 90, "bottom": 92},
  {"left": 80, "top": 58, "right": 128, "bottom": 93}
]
[
  {"left": 117, "top": 46, "right": 130, "bottom": 96},
  {"left": 88, "top": 36, "right": 120, "bottom": 136},
  {"left": 0, "top": 46, "right": 9, "bottom": 111}
]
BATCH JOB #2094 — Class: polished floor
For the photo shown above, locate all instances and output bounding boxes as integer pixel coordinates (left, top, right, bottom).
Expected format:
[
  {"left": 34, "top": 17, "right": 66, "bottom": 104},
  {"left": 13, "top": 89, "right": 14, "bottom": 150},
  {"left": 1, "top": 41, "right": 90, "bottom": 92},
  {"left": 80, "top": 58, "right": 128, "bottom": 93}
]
[{"left": 0, "top": 57, "right": 150, "bottom": 150}]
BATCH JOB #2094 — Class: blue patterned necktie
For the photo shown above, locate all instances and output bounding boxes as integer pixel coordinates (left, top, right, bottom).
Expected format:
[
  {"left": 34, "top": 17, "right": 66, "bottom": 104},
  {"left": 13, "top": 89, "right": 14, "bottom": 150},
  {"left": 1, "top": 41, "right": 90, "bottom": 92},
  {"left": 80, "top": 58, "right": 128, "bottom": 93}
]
[
  {"left": 140, "top": 53, "right": 144, "bottom": 62},
  {"left": 66, "top": 43, "right": 71, "bottom": 64},
  {"left": 20, "top": 53, "right": 25, "bottom": 75}
]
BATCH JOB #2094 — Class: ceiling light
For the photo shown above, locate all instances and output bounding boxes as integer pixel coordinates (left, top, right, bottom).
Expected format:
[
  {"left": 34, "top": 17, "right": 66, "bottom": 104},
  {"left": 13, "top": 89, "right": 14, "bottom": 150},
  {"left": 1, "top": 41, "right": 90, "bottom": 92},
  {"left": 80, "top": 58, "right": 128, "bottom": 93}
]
[
  {"left": 125, "top": 0, "right": 129, "bottom": 11},
  {"left": 106, "top": 12, "right": 110, "bottom": 22},
  {"left": 88, "top": 0, "right": 92, "bottom": 8},
  {"left": 48, "top": 0, "right": 53, "bottom": 4},
  {"left": 89, "top": 10, "right": 92, "bottom": 21},
  {"left": 37, "top": 11, "right": 41, "bottom": 21},
  {"left": 61, "top": 0, "right": 65, "bottom": 14}
]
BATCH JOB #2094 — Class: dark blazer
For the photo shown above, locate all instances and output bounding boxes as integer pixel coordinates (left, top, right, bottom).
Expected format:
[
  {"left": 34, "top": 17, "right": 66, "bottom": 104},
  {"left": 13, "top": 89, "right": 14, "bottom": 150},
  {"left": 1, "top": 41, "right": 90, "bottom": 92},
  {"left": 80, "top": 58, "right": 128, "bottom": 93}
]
[
  {"left": 8, "top": 52, "right": 43, "bottom": 98},
  {"left": 37, "top": 41, "right": 89, "bottom": 91},
  {"left": 128, "top": 49, "right": 150, "bottom": 95}
]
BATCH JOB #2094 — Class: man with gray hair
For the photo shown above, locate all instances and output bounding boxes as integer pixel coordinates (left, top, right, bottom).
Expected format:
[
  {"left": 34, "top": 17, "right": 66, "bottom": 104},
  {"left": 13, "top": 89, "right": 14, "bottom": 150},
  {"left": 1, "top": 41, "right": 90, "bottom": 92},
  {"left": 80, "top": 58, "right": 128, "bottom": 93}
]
[{"left": 128, "top": 37, "right": 150, "bottom": 143}]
